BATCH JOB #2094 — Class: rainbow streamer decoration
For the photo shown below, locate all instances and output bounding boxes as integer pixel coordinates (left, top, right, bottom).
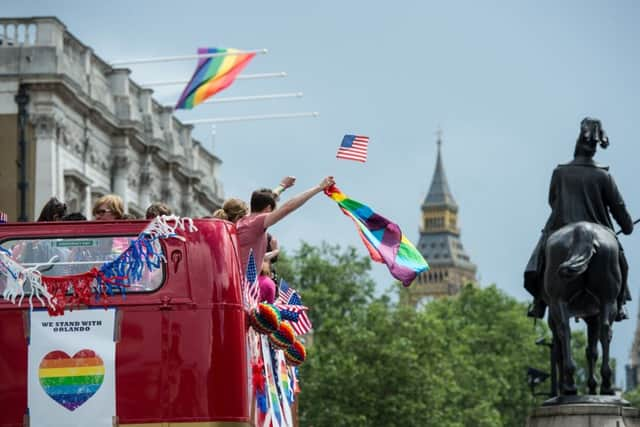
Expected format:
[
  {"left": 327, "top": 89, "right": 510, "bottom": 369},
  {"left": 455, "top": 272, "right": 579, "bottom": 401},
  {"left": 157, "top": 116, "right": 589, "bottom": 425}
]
[
  {"left": 261, "top": 336, "right": 283, "bottom": 427},
  {"left": 38, "top": 349, "right": 105, "bottom": 411},
  {"left": 175, "top": 48, "right": 256, "bottom": 109},
  {"left": 325, "top": 185, "right": 429, "bottom": 286},
  {"left": 279, "top": 355, "right": 294, "bottom": 404}
]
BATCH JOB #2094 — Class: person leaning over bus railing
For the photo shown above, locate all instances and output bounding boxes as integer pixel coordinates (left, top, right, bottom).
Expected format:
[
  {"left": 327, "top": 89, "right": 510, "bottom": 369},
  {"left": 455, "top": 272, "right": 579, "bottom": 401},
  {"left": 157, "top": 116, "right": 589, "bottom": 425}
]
[
  {"left": 237, "top": 176, "right": 335, "bottom": 274},
  {"left": 263, "top": 176, "right": 294, "bottom": 278},
  {"left": 214, "top": 198, "right": 279, "bottom": 279},
  {"left": 212, "top": 177, "right": 295, "bottom": 225},
  {"left": 213, "top": 176, "right": 295, "bottom": 271}
]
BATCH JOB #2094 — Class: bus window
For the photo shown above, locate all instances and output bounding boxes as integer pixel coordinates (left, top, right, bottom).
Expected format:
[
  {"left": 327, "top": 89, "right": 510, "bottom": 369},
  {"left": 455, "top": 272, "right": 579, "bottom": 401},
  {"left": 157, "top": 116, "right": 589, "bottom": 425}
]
[{"left": 0, "top": 236, "right": 165, "bottom": 295}]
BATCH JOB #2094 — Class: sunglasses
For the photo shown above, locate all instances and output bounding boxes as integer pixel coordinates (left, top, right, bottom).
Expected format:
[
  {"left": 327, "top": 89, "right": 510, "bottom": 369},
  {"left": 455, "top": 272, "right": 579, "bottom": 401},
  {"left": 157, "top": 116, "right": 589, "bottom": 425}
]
[{"left": 95, "top": 209, "right": 113, "bottom": 215}]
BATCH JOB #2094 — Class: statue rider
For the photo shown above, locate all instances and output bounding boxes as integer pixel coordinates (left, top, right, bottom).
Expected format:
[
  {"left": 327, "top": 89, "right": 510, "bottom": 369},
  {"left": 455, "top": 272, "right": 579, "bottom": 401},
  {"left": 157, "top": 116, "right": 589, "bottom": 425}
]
[{"left": 525, "top": 118, "right": 634, "bottom": 321}]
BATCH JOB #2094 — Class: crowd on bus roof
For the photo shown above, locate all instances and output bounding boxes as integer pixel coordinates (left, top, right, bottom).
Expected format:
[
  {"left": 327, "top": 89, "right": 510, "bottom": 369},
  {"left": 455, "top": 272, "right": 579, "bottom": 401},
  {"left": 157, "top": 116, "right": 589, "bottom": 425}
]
[{"left": 2, "top": 174, "right": 334, "bottom": 305}]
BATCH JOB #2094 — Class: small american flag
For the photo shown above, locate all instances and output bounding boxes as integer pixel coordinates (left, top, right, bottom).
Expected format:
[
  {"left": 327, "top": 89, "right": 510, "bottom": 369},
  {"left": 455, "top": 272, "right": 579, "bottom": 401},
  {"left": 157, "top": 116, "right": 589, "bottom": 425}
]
[
  {"left": 277, "top": 279, "right": 312, "bottom": 335},
  {"left": 336, "top": 134, "right": 370, "bottom": 163},
  {"left": 275, "top": 304, "right": 309, "bottom": 313},
  {"left": 244, "top": 250, "right": 260, "bottom": 306},
  {"left": 277, "top": 279, "right": 295, "bottom": 305}
]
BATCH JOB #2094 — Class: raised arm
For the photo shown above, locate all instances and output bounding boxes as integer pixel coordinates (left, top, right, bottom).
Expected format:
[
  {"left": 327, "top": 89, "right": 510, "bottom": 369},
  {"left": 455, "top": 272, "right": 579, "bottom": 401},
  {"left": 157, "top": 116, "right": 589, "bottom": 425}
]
[
  {"left": 273, "top": 176, "right": 296, "bottom": 198},
  {"left": 264, "top": 176, "right": 334, "bottom": 229}
]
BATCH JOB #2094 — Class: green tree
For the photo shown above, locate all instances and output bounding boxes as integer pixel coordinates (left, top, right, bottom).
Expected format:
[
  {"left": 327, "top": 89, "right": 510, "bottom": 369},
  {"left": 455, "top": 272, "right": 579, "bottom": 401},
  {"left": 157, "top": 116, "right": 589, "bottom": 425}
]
[
  {"left": 299, "top": 300, "right": 462, "bottom": 426},
  {"left": 278, "top": 243, "right": 553, "bottom": 426},
  {"left": 276, "top": 242, "right": 376, "bottom": 332},
  {"left": 624, "top": 387, "right": 640, "bottom": 407},
  {"left": 420, "top": 284, "right": 548, "bottom": 426}
]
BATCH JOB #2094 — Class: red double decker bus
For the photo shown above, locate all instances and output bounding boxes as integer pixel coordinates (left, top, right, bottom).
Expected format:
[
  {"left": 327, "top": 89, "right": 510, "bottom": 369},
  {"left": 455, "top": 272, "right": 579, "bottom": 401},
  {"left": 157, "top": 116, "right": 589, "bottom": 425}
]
[{"left": 0, "top": 219, "right": 251, "bottom": 427}]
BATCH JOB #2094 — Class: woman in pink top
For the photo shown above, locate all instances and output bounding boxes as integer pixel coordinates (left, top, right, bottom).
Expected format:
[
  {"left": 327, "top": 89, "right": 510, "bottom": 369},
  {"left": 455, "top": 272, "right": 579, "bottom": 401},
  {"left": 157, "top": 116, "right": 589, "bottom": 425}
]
[
  {"left": 237, "top": 175, "right": 335, "bottom": 273},
  {"left": 258, "top": 260, "right": 277, "bottom": 303}
]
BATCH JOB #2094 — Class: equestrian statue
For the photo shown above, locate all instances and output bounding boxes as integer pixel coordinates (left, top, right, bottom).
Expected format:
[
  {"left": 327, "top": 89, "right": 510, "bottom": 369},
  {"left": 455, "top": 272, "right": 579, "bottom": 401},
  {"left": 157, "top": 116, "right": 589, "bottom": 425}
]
[{"left": 524, "top": 117, "right": 634, "bottom": 396}]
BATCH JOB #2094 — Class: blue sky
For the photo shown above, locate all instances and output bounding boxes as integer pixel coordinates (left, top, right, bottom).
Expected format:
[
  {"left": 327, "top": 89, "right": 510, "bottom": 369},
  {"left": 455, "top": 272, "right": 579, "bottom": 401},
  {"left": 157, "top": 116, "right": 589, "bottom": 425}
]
[{"left": 7, "top": 0, "right": 640, "bottom": 388}]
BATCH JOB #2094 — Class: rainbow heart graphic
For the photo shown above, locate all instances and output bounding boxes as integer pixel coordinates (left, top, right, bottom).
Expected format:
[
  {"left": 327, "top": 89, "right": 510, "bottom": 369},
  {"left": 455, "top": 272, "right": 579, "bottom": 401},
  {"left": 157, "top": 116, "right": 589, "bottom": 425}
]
[{"left": 38, "top": 349, "right": 105, "bottom": 411}]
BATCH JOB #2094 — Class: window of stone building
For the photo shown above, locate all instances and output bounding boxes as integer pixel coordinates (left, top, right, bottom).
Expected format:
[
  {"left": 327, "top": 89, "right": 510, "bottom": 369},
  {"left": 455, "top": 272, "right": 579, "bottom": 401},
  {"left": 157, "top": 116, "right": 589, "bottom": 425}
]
[{"left": 64, "top": 175, "right": 87, "bottom": 213}]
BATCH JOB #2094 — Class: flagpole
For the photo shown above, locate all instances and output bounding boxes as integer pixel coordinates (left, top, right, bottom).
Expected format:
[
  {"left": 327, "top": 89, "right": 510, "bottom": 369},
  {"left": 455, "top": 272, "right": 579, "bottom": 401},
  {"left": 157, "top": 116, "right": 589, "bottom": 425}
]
[
  {"left": 200, "top": 92, "right": 303, "bottom": 105},
  {"left": 211, "top": 125, "right": 216, "bottom": 153},
  {"left": 183, "top": 112, "right": 319, "bottom": 125},
  {"left": 141, "top": 72, "right": 288, "bottom": 88},
  {"left": 110, "top": 48, "right": 268, "bottom": 66}
]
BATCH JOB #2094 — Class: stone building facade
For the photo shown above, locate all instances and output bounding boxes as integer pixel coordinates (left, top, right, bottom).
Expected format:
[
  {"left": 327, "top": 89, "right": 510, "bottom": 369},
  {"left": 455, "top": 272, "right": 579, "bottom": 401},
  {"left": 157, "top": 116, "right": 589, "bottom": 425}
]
[
  {"left": 402, "top": 134, "right": 477, "bottom": 307},
  {"left": 0, "top": 17, "right": 223, "bottom": 221}
]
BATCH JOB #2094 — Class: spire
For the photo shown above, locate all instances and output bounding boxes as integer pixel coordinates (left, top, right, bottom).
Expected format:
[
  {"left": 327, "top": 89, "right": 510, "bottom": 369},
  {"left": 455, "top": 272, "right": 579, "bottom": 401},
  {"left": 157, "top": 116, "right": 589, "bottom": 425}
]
[{"left": 423, "top": 129, "right": 457, "bottom": 210}]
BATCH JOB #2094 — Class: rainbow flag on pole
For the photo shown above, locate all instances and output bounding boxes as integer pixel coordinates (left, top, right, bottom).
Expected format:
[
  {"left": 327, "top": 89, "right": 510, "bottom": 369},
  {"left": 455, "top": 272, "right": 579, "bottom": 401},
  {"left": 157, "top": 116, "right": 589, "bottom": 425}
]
[
  {"left": 175, "top": 48, "right": 255, "bottom": 110},
  {"left": 325, "top": 185, "right": 429, "bottom": 286}
]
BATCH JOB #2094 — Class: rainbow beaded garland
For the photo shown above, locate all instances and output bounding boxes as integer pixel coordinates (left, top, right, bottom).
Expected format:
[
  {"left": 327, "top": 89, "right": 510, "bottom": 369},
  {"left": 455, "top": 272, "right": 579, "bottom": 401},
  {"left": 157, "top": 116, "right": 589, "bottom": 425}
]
[
  {"left": 269, "top": 321, "right": 295, "bottom": 349},
  {"left": 284, "top": 340, "right": 307, "bottom": 366},
  {"left": 249, "top": 303, "right": 281, "bottom": 334}
]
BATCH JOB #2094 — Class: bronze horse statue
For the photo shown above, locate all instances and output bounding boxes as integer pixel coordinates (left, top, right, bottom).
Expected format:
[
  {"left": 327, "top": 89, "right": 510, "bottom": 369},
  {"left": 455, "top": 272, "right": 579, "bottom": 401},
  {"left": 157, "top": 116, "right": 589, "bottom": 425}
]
[{"left": 543, "top": 221, "right": 621, "bottom": 395}]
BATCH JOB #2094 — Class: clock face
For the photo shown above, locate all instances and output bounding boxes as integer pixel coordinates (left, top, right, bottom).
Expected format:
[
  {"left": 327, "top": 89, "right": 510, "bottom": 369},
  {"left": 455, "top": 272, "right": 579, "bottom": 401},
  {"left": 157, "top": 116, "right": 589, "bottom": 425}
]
[{"left": 416, "top": 295, "right": 435, "bottom": 310}]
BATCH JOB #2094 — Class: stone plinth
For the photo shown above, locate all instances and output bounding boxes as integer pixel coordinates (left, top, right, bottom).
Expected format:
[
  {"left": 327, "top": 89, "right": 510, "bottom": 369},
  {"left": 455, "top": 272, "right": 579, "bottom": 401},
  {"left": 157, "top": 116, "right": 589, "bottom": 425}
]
[{"left": 527, "top": 400, "right": 640, "bottom": 427}]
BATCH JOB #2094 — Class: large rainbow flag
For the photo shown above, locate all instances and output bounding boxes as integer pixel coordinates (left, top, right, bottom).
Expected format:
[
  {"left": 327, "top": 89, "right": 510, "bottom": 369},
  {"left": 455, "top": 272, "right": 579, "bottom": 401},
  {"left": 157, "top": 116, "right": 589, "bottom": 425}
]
[
  {"left": 325, "top": 185, "right": 429, "bottom": 286},
  {"left": 175, "top": 48, "right": 255, "bottom": 110}
]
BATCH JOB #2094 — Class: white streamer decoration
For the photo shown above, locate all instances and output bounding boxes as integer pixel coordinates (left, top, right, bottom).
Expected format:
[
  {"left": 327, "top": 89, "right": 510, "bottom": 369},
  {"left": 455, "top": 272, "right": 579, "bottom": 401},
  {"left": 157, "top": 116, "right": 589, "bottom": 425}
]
[{"left": 0, "top": 215, "right": 197, "bottom": 310}]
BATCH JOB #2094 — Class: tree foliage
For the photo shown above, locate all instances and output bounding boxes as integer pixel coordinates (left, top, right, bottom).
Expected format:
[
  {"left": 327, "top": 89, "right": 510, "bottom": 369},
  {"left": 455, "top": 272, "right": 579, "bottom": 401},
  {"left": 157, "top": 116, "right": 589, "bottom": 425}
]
[
  {"left": 275, "top": 242, "right": 376, "bottom": 332},
  {"left": 277, "top": 242, "right": 604, "bottom": 426},
  {"left": 624, "top": 387, "right": 640, "bottom": 407}
]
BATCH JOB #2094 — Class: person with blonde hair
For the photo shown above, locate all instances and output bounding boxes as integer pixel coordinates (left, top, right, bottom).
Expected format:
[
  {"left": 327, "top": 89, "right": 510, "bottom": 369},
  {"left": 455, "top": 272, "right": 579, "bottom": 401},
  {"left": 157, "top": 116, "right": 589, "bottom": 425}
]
[
  {"left": 213, "top": 198, "right": 249, "bottom": 223},
  {"left": 92, "top": 194, "right": 124, "bottom": 220}
]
